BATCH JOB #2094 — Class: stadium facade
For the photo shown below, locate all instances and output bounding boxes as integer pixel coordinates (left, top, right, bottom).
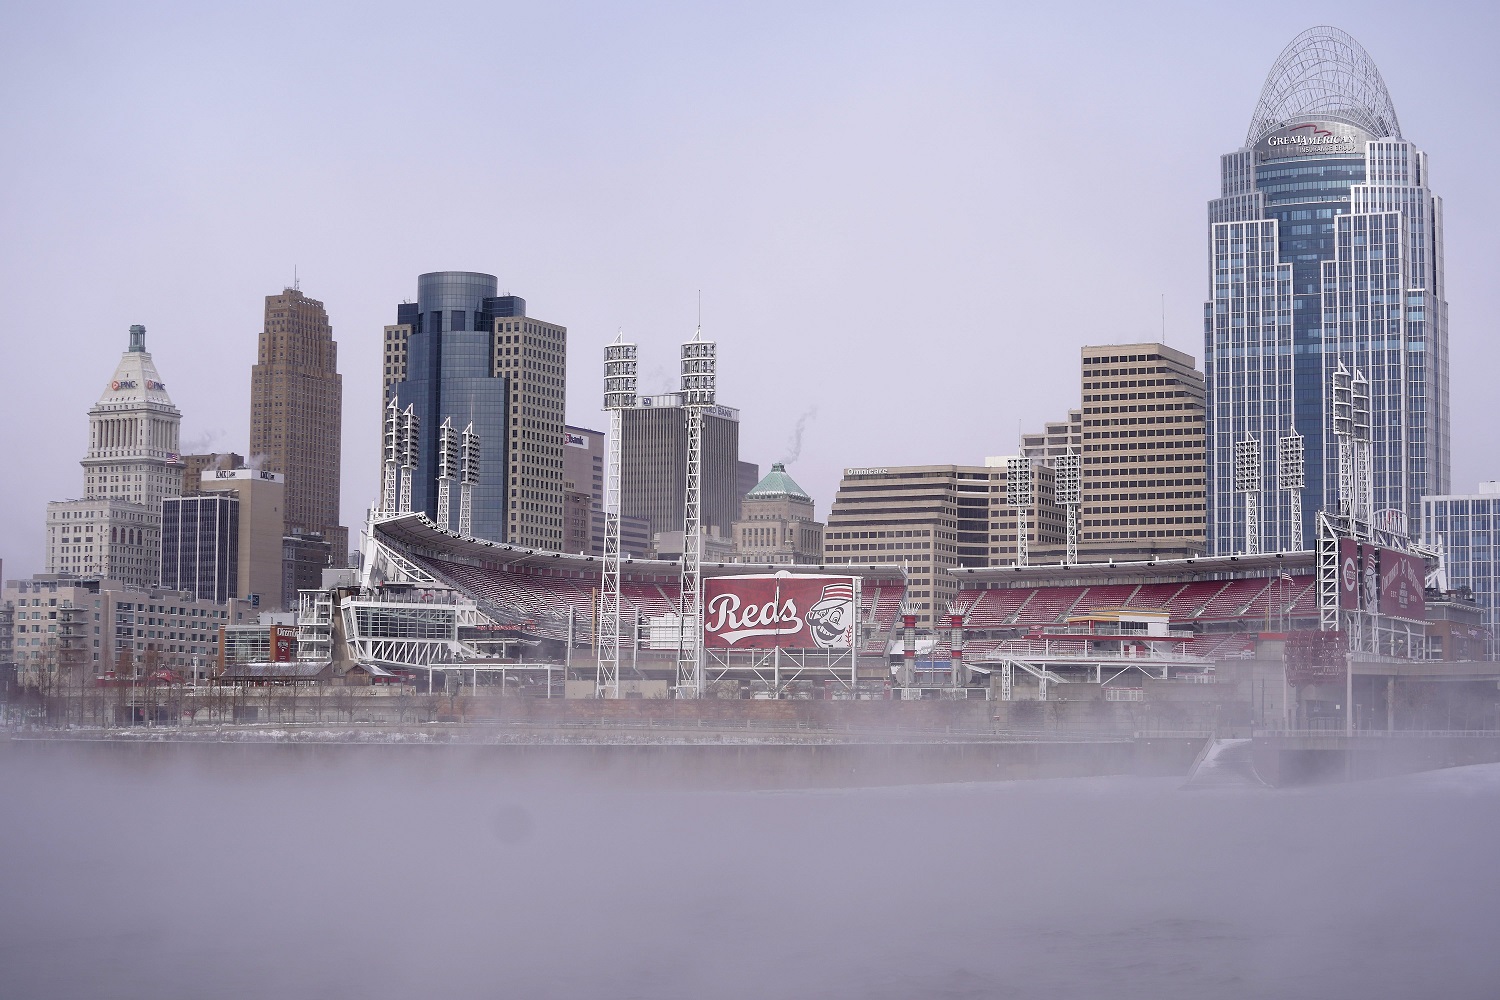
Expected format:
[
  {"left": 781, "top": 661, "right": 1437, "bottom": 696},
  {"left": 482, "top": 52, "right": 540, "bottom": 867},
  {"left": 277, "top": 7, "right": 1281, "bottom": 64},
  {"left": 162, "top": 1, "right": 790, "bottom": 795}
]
[{"left": 1205, "top": 26, "right": 1449, "bottom": 554}]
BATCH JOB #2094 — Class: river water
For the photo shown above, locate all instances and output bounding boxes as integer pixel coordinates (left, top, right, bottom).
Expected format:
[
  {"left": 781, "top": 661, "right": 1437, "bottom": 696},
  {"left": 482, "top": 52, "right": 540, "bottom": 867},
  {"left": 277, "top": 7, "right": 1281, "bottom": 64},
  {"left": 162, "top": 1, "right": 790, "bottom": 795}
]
[{"left": 2, "top": 745, "right": 1497, "bottom": 999}]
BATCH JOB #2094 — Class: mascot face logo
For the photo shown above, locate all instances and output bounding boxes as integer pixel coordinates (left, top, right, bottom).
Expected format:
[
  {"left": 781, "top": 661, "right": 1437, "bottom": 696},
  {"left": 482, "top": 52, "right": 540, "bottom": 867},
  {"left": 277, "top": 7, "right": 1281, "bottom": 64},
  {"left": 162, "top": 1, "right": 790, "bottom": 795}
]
[{"left": 806, "top": 582, "right": 854, "bottom": 649}]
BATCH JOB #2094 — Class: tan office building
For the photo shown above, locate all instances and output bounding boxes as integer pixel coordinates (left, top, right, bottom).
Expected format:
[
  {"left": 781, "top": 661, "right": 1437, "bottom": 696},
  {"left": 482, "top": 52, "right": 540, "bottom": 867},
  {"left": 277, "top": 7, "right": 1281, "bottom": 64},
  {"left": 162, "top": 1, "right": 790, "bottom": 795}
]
[
  {"left": 823, "top": 463, "right": 1067, "bottom": 627},
  {"left": 823, "top": 465, "right": 990, "bottom": 629},
  {"left": 1021, "top": 343, "right": 1207, "bottom": 563},
  {"left": 1078, "top": 343, "right": 1206, "bottom": 560},
  {"left": 200, "top": 469, "right": 285, "bottom": 609},
  {"left": 249, "top": 287, "right": 346, "bottom": 565}
]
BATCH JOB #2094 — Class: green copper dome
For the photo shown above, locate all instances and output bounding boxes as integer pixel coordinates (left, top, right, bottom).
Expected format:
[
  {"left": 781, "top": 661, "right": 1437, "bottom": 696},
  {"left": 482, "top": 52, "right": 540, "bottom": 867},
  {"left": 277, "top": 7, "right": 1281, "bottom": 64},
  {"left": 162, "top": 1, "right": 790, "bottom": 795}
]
[{"left": 746, "top": 462, "right": 810, "bottom": 501}]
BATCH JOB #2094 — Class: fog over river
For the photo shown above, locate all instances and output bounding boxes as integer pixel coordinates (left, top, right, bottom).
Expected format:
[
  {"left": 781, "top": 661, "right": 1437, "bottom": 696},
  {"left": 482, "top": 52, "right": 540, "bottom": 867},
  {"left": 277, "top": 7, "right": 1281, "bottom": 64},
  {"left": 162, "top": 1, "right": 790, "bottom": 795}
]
[{"left": 2, "top": 747, "right": 1498, "bottom": 999}]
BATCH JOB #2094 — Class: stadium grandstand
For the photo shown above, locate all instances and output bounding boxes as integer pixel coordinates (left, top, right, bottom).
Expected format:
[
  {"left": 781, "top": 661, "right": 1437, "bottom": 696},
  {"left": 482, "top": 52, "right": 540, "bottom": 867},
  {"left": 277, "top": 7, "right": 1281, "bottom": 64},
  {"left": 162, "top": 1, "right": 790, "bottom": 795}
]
[
  {"left": 943, "top": 553, "right": 1317, "bottom": 663},
  {"left": 357, "top": 512, "right": 909, "bottom": 665}
]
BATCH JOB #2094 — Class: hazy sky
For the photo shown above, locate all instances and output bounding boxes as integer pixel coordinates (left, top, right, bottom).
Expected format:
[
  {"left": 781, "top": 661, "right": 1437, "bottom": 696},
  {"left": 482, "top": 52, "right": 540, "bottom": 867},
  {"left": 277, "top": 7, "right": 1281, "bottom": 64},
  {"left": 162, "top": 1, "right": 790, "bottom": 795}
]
[{"left": 2, "top": 0, "right": 1496, "bottom": 576}]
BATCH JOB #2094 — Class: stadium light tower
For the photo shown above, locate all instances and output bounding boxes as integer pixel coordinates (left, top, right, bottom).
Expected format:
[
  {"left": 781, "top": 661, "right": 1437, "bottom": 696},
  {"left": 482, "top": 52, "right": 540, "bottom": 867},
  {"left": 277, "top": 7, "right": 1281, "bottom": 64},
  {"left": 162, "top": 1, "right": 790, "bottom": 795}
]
[
  {"left": 1351, "top": 368, "right": 1373, "bottom": 528},
  {"left": 1233, "top": 437, "right": 1262, "bottom": 555},
  {"left": 435, "top": 418, "right": 458, "bottom": 530},
  {"left": 1005, "top": 456, "right": 1035, "bottom": 567},
  {"left": 1330, "top": 361, "right": 1373, "bottom": 533},
  {"left": 676, "top": 328, "right": 717, "bottom": 697},
  {"left": 1278, "top": 432, "right": 1305, "bottom": 551},
  {"left": 381, "top": 398, "right": 399, "bottom": 515},
  {"left": 1054, "top": 451, "right": 1082, "bottom": 566},
  {"left": 598, "top": 336, "right": 638, "bottom": 698},
  {"left": 397, "top": 404, "right": 419, "bottom": 515},
  {"left": 459, "top": 423, "right": 479, "bottom": 539}
]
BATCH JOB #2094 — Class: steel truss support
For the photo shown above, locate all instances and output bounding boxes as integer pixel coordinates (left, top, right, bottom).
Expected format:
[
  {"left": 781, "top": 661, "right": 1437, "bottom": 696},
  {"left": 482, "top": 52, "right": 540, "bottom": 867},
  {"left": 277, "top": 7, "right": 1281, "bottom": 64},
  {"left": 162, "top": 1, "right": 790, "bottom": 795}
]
[
  {"left": 598, "top": 337, "right": 637, "bottom": 697},
  {"left": 676, "top": 403, "right": 704, "bottom": 695},
  {"left": 459, "top": 423, "right": 479, "bottom": 539},
  {"left": 598, "top": 410, "right": 625, "bottom": 697},
  {"left": 675, "top": 331, "right": 716, "bottom": 698},
  {"left": 1055, "top": 451, "right": 1081, "bottom": 567},
  {"left": 1006, "top": 456, "right": 1035, "bottom": 568}
]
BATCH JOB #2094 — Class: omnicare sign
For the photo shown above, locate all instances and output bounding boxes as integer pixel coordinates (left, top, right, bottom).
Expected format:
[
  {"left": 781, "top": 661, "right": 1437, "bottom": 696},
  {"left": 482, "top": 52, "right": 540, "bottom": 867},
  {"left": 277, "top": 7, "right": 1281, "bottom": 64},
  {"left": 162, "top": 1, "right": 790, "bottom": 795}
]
[{"left": 702, "top": 575, "right": 857, "bottom": 650}]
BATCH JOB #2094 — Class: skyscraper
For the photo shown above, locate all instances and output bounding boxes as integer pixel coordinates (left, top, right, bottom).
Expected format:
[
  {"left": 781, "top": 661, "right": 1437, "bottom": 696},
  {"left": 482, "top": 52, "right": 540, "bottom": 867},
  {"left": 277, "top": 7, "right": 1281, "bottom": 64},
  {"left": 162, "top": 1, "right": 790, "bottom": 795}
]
[
  {"left": 619, "top": 393, "right": 741, "bottom": 543},
  {"left": 199, "top": 468, "right": 286, "bottom": 609},
  {"left": 1021, "top": 344, "right": 1207, "bottom": 563},
  {"left": 249, "top": 287, "right": 346, "bottom": 564},
  {"left": 384, "top": 272, "right": 567, "bottom": 548},
  {"left": 160, "top": 493, "right": 239, "bottom": 603},
  {"left": 1205, "top": 26, "right": 1449, "bottom": 553},
  {"left": 45, "top": 325, "right": 183, "bottom": 589}
]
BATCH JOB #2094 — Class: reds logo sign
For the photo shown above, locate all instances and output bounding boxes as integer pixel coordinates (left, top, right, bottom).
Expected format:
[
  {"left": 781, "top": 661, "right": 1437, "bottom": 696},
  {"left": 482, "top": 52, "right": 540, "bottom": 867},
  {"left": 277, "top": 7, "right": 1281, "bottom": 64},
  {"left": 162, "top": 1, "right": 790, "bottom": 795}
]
[{"left": 703, "top": 575, "right": 856, "bottom": 650}]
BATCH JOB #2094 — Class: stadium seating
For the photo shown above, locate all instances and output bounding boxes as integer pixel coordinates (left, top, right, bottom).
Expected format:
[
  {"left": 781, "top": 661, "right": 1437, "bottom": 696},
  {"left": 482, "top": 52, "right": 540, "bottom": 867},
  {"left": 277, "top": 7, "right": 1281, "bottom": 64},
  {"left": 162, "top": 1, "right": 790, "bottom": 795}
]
[
  {"left": 1072, "top": 584, "right": 1140, "bottom": 610},
  {"left": 1013, "top": 586, "right": 1087, "bottom": 626}
]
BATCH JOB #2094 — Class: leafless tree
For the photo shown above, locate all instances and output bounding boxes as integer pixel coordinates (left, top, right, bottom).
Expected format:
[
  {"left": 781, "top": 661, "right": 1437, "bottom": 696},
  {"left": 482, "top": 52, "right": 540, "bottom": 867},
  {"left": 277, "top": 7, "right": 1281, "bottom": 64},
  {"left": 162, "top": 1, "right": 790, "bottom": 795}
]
[
  {"left": 332, "top": 687, "right": 356, "bottom": 725},
  {"left": 391, "top": 687, "right": 415, "bottom": 725}
]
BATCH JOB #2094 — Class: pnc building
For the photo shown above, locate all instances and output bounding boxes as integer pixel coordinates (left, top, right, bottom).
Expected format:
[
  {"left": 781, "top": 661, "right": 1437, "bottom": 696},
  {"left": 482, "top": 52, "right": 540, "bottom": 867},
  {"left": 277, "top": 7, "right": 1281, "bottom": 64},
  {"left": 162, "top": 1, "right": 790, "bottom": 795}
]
[{"left": 1205, "top": 26, "right": 1449, "bottom": 553}]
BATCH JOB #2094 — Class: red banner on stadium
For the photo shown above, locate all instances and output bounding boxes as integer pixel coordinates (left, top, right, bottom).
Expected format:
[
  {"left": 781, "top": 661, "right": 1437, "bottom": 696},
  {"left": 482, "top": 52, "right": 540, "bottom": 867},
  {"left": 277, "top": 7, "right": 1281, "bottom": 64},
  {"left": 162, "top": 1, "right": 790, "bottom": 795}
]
[
  {"left": 271, "top": 625, "right": 297, "bottom": 662},
  {"left": 1380, "top": 549, "right": 1426, "bottom": 620},
  {"left": 1338, "top": 538, "right": 1360, "bottom": 610},
  {"left": 703, "top": 575, "right": 857, "bottom": 650}
]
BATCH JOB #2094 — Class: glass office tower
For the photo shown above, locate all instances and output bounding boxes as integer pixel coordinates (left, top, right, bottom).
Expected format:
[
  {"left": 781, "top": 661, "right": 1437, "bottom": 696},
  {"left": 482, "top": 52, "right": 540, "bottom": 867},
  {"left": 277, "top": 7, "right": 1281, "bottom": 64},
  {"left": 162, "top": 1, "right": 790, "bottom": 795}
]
[
  {"left": 1205, "top": 26, "right": 1449, "bottom": 553},
  {"left": 389, "top": 272, "right": 511, "bottom": 543}
]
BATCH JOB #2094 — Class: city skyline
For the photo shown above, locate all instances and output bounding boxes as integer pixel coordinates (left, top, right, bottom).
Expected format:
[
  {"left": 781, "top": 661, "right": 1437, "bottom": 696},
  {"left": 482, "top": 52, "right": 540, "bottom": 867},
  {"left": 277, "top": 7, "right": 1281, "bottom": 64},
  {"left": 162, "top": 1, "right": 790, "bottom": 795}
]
[{"left": 2, "top": 5, "right": 1497, "bottom": 577}]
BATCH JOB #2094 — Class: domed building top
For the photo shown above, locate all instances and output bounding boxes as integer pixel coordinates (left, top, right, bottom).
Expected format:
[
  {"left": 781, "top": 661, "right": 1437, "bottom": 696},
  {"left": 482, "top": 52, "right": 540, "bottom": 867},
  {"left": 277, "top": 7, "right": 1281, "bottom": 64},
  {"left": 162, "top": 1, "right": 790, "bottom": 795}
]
[
  {"left": 746, "top": 463, "right": 811, "bottom": 502},
  {"left": 1247, "top": 26, "right": 1401, "bottom": 146},
  {"left": 91, "top": 325, "right": 179, "bottom": 415}
]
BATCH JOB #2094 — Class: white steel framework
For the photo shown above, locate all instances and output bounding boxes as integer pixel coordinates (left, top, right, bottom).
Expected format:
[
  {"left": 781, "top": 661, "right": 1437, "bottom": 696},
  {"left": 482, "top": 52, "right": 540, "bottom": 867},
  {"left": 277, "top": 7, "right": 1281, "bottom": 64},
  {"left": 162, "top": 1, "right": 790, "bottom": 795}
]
[
  {"left": 676, "top": 331, "right": 716, "bottom": 697},
  {"left": 381, "top": 399, "right": 399, "bottom": 515},
  {"left": 1054, "top": 451, "right": 1081, "bottom": 566},
  {"left": 598, "top": 337, "right": 638, "bottom": 697},
  {"left": 458, "top": 423, "right": 478, "bottom": 539},
  {"left": 1234, "top": 437, "right": 1263, "bottom": 555},
  {"left": 1278, "top": 432, "right": 1305, "bottom": 551},
  {"left": 397, "top": 404, "right": 419, "bottom": 515},
  {"left": 1006, "top": 456, "right": 1035, "bottom": 568},
  {"left": 1246, "top": 26, "right": 1401, "bottom": 146},
  {"left": 435, "top": 418, "right": 458, "bottom": 530}
]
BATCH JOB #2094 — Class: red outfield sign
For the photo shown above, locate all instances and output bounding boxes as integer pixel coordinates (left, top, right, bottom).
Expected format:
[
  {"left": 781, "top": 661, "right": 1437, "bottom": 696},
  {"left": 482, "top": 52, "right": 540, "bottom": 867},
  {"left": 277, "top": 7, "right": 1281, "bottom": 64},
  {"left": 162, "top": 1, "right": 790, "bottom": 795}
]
[
  {"left": 1336, "top": 539, "right": 1426, "bottom": 621},
  {"left": 703, "top": 575, "right": 857, "bottom": 650},
  {"left": 1380, "top": 549, "right": 1426, "bottom": 619}
]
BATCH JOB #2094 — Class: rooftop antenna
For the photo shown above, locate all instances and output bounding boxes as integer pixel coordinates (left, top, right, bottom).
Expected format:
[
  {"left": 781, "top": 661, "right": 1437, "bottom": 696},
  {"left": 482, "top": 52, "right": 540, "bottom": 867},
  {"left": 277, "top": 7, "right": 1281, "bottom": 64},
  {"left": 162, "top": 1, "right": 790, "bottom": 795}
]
[
  {"left": 293, "top": 265, "right": 299, "bottom": 292},
  {"left": 1160, "top": 293, "right": 1165, "bottom": 340}
]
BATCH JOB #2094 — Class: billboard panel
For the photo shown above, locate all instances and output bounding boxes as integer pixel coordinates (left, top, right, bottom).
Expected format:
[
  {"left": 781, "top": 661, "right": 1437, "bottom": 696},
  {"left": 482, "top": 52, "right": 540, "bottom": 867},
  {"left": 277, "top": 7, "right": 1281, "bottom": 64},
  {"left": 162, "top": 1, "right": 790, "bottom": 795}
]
[
  {"left": 1362, "top": 545, "right": 1380, "bottom": 612},
  {"left": 1380, "top": 549, "right": 1427, "bottom": 620},
  {"left": 703, "top": 575, "right": 857, "bottom": 650},
  {"left": 271, "top": 625, "right": 297, "bottom": 662}
]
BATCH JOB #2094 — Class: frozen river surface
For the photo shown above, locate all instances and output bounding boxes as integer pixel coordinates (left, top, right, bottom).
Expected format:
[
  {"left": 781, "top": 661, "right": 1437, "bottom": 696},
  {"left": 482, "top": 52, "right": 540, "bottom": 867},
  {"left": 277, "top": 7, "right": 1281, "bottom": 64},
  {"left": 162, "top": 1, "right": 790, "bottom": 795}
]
[{"left": 2, "top": 748, "right": 1499, "bottom": 999}]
